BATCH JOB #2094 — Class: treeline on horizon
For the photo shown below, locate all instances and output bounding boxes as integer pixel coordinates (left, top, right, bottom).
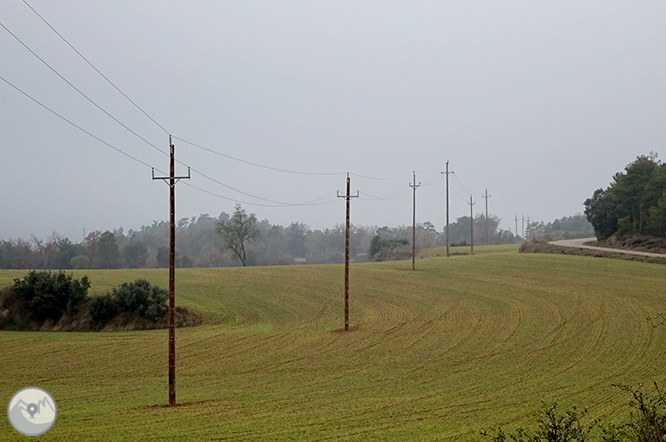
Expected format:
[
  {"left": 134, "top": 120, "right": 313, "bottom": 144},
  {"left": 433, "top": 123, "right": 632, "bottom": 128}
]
[
  {"left": 0, "top": 212, "right": 591, "bottom": 270},
  {"left": 585, "top": 153, "right": 666, "bottom": 240}
]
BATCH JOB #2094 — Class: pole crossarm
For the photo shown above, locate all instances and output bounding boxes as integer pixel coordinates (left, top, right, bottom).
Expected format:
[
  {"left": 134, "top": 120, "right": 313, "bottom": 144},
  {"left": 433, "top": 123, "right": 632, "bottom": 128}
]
[{"left": 152, "top": 168, "right": 191, "bottom": 187}]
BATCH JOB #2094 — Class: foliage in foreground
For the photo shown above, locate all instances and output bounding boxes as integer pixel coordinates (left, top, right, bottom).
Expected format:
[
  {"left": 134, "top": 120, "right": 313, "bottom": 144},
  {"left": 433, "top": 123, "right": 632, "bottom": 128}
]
[
  {"left": 0, "top": 271, "right": 197, "bottom": 330},
  {"left": 482, "top": 384, "right": 666, "bottom": 442}
]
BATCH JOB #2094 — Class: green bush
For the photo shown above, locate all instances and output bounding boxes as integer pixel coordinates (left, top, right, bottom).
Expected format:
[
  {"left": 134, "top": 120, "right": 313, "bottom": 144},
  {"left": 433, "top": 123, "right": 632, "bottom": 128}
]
[
  {"left": 87, "top": 294, "right": 117, "bottom": 324},
  {"left": 111, "top": 279, "right": 167, "bottom": 320},
  {"left": 12, "top": 271, "right": 90, "bottom": 322}
]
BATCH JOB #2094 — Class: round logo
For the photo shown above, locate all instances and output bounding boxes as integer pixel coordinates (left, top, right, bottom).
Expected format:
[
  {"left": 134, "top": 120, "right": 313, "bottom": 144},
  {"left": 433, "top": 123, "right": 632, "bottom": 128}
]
[{"left": 7, "top": 387, "right": 57, "bottom": 436}]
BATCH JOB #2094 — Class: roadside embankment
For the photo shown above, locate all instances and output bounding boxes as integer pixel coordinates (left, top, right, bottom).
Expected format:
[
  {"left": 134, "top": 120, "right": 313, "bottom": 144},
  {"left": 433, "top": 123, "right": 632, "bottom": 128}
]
[{"left": 520, "top": 240, "right": 666, "bottom": 265}]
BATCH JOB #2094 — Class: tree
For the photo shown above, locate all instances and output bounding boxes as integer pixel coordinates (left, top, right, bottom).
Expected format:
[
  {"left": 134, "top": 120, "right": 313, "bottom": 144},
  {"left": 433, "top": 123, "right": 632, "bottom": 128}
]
[
  {"left": 215, "top": 204, "right": 259, "bottom": 266},
  {"left": 98, "top": 231, "right": 120, "bottom": 269},
  {"left": 287, "top": 222, "right": 309, "bottom": 258},
  {"left": 123, "top": 242, "right": 148, "bottom": 268},
  {"left": 584, "top": 154, "right": 663, "bottom": 240}
]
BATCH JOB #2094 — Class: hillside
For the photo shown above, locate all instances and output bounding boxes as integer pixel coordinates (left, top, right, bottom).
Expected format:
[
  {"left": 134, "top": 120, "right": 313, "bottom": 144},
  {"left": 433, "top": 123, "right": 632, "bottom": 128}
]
[{"left": 1, "top": 246, "right": 665, "bottom": 441}]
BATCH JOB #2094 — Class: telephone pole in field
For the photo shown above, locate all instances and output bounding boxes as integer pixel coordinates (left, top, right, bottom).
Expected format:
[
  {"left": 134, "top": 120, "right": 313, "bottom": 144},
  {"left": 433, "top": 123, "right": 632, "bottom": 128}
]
[
  {"left": 152, "top": 136, "right": 190, "bottom": 406},
  {"left": 515, "top": 215, "right": 519, "bottom": 238},
  {"left": 483, "top": 188, "right": 491, "bottom": 245},
  {"left": 442, "top": 161, "right": 454, "bottom": 257},
  {"left": 410, "top": 172, "right": 421, "bottom": 270},
  {"left": 468, "top": 195, "right": 475, "bottom": 255},
  {"left": 337, "top": 173, "right": 358, "bottom": 331}
]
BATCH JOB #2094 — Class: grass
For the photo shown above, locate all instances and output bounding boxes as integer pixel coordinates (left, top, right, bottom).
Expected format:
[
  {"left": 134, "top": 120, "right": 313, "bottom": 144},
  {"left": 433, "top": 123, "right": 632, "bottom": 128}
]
[{"left": 1, "top": 247, "right": 665, "bottom": 441}]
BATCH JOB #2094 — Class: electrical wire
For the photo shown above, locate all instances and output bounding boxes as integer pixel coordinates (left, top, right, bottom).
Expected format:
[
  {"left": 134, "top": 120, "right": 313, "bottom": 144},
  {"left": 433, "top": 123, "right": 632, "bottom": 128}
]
[
  {"left": 2, "top": 11, "right": 453, "bottom": 210},
  {"left": 0, "top": 74, "right": 161, "bottom": 172},
  {"left": 174, "top": 136, "right": 345, "bottom": 177},
  {"left": 2, "top": 73, "right": 339, "bottom": 208},
  {"left": 359, "top": 189, "right": 409, "bottom": 201},
  {"left": 181, "top": 181, "right": 338, "bottom": 208},
  {"left": 21, "top": 0, "right": 171, "bottom": 136},
  {"left": 0, "top": 20, "right": 168, "bottom": 158},
  {"left": 186, "top": 165, "right": 340, "bottom": 207}
]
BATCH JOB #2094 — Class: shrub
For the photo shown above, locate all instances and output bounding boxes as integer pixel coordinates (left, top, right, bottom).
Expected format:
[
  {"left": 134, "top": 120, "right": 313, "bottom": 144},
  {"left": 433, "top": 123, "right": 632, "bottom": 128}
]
[
  {"left": 111, "top": 279, "right": 167, "bottom": 320},
  {"left": 483, "top": 403, "right": 591, "bottom": 442},
  {"left": 12, "top": 271, "right": 90, "bottom": 322},
  {"left": 602, "top": 384, "right": 666, "bottom": 442},
  {"left": 88, "top": 294, "right": 117, "bottom": 324},
  {"left": 482, "top": 385, "right": 666, "bottom": 442}
]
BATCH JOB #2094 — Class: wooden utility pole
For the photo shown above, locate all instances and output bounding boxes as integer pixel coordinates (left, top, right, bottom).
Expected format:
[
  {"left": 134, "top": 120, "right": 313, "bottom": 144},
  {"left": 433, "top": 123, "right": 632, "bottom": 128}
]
[
  {"left": 522, "top": 215, "right": 525, "bottom": 239},
  {"left": 152, "top": 136, "right": 190, "bottom": 406},
  {"left": 468, "top": 195, "right": 475, "bottom": 255},
  {"left": 442, "top": 161, "right": 454, "bottom": 257},
  {"left": 483, "top": 188, "right": 491, "bottom": 245},
  {"left": 409, "top": 172, "right": 421, "bottom": 270},
  {"left": 337, "top": 173, "right": 358, "bottom": 331},
  {"left": 515, "top": 215, "right": 519, "bottom": 238}
]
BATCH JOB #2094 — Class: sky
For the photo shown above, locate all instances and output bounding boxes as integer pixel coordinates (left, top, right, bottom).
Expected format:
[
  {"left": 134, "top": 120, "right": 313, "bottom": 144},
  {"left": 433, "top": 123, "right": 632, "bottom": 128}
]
[{"left": 2, "top": 1, "right": 665, "bottom": 241}]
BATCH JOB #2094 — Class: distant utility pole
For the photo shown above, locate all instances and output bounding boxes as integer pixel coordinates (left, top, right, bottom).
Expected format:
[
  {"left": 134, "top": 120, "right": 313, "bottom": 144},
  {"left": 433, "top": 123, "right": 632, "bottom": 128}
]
[
  {"left": 483, "top": 188, "right": 492, "bottom": 245},
  {"left": 152, "top": 135, "right": 190, "bottom": 406},
  {"left": 442, "top": 161, "right": 454, "bottom": 257},
  {"left": 468, "top": 195, "right": 475, "bottom": 255},
  {"left": 337, "top": 173, "right": 358, "bottom": 331},
  {"left": 522, "top": 215, "right": 525, "bottom": 240},
  {"left": 409, "top": 171, "right": 421, "bottom": 270},
  {"left": 515, "top": 215, "right": 519, "bottom": 238}
]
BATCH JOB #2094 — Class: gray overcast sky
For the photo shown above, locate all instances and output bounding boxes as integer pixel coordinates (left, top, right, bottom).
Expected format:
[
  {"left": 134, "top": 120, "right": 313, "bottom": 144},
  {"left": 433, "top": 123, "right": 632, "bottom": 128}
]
[{"left": 2, "top": 1, "right": 665, "bottom": 241}]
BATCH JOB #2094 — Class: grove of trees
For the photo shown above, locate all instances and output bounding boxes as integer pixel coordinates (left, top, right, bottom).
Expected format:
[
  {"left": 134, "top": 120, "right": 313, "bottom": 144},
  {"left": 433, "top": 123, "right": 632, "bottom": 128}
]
[
  {"left": 0, "top": 205, "right": 581, "bottom": 270},
  {"left": 585, "top": 153, "right": 666, "bottom": 240}
]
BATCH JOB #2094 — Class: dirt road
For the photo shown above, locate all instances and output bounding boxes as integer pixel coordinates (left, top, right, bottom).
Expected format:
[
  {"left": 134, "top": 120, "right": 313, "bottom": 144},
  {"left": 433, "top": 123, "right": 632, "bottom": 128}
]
[{"left": 549, "top": 237, "right": 666, "bottom": 258}]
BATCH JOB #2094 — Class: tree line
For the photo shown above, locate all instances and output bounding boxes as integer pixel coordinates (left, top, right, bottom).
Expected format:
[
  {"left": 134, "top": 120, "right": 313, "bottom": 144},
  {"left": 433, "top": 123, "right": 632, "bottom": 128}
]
[
  {"left": 585, "top": 153, "right": 666, "bottom": 240},
  {"left": 0, "top": 208, "right": 532, "bottom": 270}
]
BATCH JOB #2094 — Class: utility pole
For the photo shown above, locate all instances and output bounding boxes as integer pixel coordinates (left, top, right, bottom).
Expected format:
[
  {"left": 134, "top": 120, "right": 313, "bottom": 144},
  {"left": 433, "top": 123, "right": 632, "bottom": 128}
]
[
  {"left": 409, "top": 171, "right": 421, "bottom": 270},
  {"left": 515, "top": 215, "right": 518, "bottom": 238},
  {"left": 337, "top": 173, "right": 358, "bottom": 331},
  {"left": 442, "top": 161, "right": 454, "bottom": 257},
  {"left": 522, "top": 215, "right": 525, "bottom": 240},
  {"left": 483, "top": 188, "right": 492, "bottom": 245},
  {"left": 526, "top": 217, "right": 531, "bottom": 240},
  {"left": 152, "top": 135, "right": 190, "bottom": 406},
  {"left": 468, "top": 195, "right": 475, "bottom": 255}
]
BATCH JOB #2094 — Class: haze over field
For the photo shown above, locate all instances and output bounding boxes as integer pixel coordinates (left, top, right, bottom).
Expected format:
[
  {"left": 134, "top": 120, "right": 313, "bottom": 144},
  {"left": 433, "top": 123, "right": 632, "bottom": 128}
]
[{"left": 2, "top": 1, "right": 665, "bottom": 240}]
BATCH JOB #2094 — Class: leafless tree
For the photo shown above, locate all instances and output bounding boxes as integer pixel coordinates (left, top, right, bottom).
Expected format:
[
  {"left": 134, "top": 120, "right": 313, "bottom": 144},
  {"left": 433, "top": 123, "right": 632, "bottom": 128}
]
[{"left": 215, "top": 204, "right": 259, "bottom": 266}]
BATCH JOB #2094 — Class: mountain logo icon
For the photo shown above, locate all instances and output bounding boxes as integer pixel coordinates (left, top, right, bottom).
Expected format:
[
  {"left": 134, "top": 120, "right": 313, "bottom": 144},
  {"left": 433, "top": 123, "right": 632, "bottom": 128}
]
[{"left": 7, "top": 387, "right": 57, "bottom": 436}]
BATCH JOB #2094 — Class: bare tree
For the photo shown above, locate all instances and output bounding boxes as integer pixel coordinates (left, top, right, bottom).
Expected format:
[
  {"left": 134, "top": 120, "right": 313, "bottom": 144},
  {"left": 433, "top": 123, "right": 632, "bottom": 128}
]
[{"left": 215, "top": 204, "right": 259, "bottom": 266}]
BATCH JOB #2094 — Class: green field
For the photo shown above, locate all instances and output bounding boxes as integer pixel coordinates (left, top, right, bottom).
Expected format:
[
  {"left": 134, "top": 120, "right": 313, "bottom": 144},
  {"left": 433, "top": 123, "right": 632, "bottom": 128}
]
[{"left": 1, "top": 246, "right": 665, "bottom": 441}]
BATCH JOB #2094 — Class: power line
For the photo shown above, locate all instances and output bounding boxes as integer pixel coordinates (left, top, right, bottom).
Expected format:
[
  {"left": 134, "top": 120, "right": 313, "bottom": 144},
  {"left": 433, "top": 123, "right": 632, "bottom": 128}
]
[
  {"left": 2, "top": 74, "right": 346, "bottom": 209},
  {"left": 175, "top": 136, "right": 443, "bottom": 182},
  {"left": 21, "top": 0, "right": 171, "bottom": 136},
  {"left": 174, "top": 136, "right": 344, "bottom": 177},
  {"left": 178, "top": 161, "right": 340, "bottom": 207},
  {"left": 181, "top": 181, "right": 337, "bottom": 208},
  {"left": 0, "top": 20, "right": 167, "bottom": 158},
  {"left": 358, "top": 189, "right": 409, "bottom": 201},
  {"left": 0, "top": 74, "right": 160, "bottom": 172}
]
